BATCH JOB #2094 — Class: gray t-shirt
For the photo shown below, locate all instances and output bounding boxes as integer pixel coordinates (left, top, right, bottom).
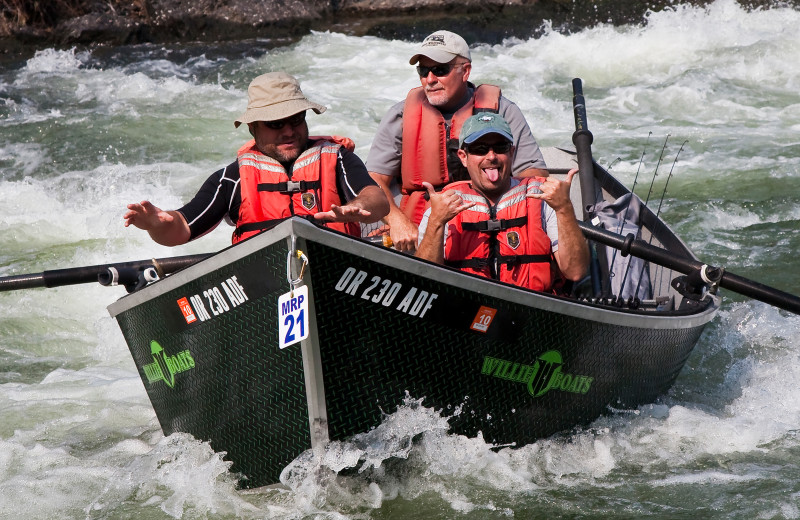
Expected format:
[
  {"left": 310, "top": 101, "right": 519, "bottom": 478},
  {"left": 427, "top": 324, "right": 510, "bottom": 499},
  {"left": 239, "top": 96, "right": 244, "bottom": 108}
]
[{"left": 366, "top": 86, "right": 547, "bottom": 179}]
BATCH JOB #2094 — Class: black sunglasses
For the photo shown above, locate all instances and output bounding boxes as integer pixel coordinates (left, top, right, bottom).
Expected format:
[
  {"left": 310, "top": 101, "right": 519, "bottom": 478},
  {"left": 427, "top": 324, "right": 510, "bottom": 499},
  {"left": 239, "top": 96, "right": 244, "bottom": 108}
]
[
  {"left": 264, "top": 112, "right": 306, "bottom": 130},
  {"left": 464, "top": 141, "right": 512, "bottom": 155},
  {"left": 416, "top": 63, "right": 458, "bottom": 78}
]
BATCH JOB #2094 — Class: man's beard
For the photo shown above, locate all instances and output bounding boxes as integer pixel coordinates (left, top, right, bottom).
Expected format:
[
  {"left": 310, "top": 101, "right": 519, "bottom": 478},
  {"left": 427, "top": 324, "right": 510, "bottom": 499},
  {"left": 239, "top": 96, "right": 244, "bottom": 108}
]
[
  {"left": 425, "top": 89, "right": 450, "bottom": 108},
  {"left": 255, "top": 123, "right": 308, "bottom": 164},
  {"left": 261, "top": 143, "right": 302, "bottom": 163}
]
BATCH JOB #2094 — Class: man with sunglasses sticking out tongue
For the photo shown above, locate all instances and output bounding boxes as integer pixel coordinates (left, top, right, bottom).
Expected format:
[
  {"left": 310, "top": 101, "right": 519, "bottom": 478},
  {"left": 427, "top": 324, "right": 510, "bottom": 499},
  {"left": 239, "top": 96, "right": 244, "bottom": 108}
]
[
  {"left": 366, "top": 30, "right": 548, "bottom": 252},
  {"left": 124, "top": 72, "right": 388, "bottom": 245},
  {"left": 415, "top": 113, "right": 588, "bottom": 293}
]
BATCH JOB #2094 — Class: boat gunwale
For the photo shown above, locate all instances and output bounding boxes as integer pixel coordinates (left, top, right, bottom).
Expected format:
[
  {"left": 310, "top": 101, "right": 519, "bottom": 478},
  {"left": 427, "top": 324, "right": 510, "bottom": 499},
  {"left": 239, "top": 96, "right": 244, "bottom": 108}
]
[{"left": 107, "top": 218, "right": 718, "bottom": 330}]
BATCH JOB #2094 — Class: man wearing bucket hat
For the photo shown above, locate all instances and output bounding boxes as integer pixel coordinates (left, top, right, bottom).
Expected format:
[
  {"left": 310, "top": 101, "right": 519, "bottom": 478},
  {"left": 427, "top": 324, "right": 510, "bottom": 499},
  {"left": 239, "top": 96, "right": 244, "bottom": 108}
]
[
  {"left": 415, "top": 113, "right": 588, "bottom": 293},
  {"left": 124, "top": 72, "right": 388, "bottom": 246},
  {"left": 366, "top": 30, "right": 548, "bottom": 252}
]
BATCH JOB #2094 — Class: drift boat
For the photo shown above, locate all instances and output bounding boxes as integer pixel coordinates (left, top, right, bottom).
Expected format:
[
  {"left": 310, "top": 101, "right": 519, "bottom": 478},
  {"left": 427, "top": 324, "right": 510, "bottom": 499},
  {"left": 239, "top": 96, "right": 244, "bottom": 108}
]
[
  {"left": 107, "top": 132, "right": 723, "bottom": 487},
  {"left": 2, "top": 80, "right": 796, "bottom": 489}
]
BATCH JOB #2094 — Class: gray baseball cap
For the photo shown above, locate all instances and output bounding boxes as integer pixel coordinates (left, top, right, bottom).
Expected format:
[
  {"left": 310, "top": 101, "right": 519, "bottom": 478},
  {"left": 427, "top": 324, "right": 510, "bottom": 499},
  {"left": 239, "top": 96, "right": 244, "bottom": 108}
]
[{"left": 409, "top": 30, "right": 472, "bottom": 65}]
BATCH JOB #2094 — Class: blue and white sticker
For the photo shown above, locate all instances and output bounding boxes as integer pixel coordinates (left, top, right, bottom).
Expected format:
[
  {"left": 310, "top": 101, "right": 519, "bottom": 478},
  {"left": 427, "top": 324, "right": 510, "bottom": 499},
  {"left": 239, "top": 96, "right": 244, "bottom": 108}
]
[{"left": 278, "top": 285, "right": 309, "bottom": 349}]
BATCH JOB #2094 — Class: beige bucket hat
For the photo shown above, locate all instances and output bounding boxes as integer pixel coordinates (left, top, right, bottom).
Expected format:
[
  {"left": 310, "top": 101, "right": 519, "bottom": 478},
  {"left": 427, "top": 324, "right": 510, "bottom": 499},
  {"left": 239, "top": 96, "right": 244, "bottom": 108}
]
[{"left": 234, "top": 72, "right": 326, "bottom": 128}]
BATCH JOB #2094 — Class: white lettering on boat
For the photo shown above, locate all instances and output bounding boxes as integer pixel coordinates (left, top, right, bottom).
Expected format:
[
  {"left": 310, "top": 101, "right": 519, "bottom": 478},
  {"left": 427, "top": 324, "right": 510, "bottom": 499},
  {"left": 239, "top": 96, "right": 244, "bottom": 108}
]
[
  {"left": 177, "top": 275, "right": 249, "bottom": 324},
  {"left": 334, "top": 267, "right": 438, "bottom": 318}
]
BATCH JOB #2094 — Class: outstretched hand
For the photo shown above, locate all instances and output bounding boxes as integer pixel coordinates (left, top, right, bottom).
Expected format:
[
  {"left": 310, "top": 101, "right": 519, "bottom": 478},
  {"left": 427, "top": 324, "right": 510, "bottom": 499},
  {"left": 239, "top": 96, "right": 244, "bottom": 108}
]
[
  {"left": 526, "top": 168, "right": 578, "bottom": 213},
  {"left": 124, "top": 201, "right": 174, "bottom": 231},
  {"left": 314, "top": 204, "right": 372, "bottom": 223},
  {"left": 424, "top": 181, "right": 475, "bottom": 225},
  {"left": 123, "top": 200, "right": 191, "bottom": 246}
]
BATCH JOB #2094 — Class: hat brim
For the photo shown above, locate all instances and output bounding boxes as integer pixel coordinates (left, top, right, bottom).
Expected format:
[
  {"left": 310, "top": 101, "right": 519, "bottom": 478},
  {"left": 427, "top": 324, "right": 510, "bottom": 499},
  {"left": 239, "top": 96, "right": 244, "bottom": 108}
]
[
  {"left": 409, "top": 48, "right": 459, "bottom": 65},
  {"left": 462, "top": 128, "right": 514, "bottom": 146},
  {"left": 234, "top": 99, "right": 326, "bottom": 128}
]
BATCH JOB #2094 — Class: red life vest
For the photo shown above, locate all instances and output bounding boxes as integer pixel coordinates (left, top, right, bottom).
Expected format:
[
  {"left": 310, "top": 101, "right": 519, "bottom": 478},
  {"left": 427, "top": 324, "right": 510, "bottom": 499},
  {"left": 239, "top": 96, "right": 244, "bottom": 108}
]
[
  {"left": 233, "top": 136, "right": 360, "bottom": 243},
  {"left": 400, "top": 84, "right": 502, "bottom": 225},
  {"left": 442, "top": 179, "right": 554, "bottom": 292}
]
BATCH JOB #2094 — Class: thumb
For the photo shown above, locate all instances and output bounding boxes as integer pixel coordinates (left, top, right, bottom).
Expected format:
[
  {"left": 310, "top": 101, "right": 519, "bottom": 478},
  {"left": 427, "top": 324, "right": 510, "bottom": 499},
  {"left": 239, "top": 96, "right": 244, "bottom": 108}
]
[
  {"left": 565, "top": 168, "right": 579, "bottom": 184},
  {"left": 422, "top": 181, "right": 436, "bottom": 196}
]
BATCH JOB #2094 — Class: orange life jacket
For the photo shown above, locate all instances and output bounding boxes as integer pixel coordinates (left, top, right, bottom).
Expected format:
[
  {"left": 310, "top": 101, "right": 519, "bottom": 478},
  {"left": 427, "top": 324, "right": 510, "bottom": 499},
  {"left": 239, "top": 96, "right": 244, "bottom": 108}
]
[
  {"left": 400, "top": 84, "right": 502, "bottom": 225},
  {"left": 442, "top": 179, "right": 553, "bottom": 292},
  {"left": 233, "top": 136, "right": 360, "bottom": 243}
]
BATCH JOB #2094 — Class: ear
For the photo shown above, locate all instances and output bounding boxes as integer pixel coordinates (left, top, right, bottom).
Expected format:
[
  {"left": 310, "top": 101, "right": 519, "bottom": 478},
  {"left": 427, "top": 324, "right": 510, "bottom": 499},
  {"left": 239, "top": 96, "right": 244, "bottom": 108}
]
[
  {"left": 247, "top": 122, "right": 256, "bottom": 138},
  {"left": 461, "top": 62, "right": 471, "bottom": 82},
  {"left": 457, "top": 148, "right": 468, "bottom": 167}
]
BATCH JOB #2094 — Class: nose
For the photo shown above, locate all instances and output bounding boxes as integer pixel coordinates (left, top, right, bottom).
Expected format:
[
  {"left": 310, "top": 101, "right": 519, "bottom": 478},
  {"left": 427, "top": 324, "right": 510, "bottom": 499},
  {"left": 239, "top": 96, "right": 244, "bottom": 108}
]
[{"left": 280, "top": 124, "right": 297, "bottom": 137}]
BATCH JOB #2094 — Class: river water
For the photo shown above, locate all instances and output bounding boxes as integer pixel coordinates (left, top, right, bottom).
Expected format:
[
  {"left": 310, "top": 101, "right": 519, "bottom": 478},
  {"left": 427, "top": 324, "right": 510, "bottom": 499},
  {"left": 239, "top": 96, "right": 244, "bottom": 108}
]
[{"left": 2, "top": 1, "right": 800, "bottom": 518}]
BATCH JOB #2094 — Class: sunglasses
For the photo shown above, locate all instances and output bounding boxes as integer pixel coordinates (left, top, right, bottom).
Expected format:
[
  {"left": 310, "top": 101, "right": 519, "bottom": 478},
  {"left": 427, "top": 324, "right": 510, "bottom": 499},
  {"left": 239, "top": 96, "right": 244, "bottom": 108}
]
[
  {"left": 416, "top": 62, "right": 461, "bottom": 78},
  {"left": 264, "top": 112, "right": 306, "bottom": 130},
  {"left": 464, "top": 141, "right": 512, "bottom": 155}
]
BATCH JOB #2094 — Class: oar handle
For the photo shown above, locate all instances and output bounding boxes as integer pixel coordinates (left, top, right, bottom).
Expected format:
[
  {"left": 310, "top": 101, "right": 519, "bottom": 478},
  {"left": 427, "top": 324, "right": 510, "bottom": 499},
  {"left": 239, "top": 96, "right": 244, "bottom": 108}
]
[
  {"left": 579, "top": 222, "right": 800, "bottom": 315},
  {"left": 572, "top": 78, "right": 597, "bottom": 221},
  {"left": 0, "top": 254, "right": 211, "bottom": 292}
]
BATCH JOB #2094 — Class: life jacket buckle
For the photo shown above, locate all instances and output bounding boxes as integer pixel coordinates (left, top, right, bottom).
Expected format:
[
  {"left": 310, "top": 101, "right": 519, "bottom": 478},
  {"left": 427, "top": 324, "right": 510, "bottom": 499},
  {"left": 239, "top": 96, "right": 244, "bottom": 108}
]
[
  {"left": 485, "top": 219, "right": 502, "bottom": 232},
  {"left": 284, "top": 180, "right": 302, "bottom": 193}
]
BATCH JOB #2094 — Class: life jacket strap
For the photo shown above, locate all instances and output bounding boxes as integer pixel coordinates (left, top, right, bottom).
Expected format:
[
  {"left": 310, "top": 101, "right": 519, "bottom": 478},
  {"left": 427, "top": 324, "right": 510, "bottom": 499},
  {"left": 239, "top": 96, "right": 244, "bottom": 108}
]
[
  {"left": 258, "top": 180, "right": 322, "bottom": 193},
  {"left": 232, "top": 218, "right": 287, "bottom": 240},
  {"left": 446, "top": 254, "right": 551, "bottom": 270},
  {"left": 461, "top": 216, "right": 527, "bottom": 233}
]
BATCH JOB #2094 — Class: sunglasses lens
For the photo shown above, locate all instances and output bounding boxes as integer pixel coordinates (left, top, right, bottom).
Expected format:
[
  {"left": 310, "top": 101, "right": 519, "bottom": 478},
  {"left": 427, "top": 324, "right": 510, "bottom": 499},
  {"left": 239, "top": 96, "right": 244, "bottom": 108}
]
[
  {"left": 265, "top": 113, "right": 305, "bottom": 130},
  {"left": 467, "top": 142, "right": 511, "bottom": 155},
  {"left": 416, "top": 64, "right": 452, "bottom": 77}
]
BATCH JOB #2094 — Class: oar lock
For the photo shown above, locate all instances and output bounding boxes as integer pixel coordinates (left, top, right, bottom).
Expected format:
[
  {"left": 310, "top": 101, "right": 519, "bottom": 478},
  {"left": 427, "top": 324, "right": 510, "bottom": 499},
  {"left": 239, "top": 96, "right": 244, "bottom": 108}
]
[
  {"left": 619, "top": 233, "right": 636, "bottom": 258},
  {"left": 671, "top": 263, "right": 724, "bottom": 301},
  {"left": 99, "top": 261, "right": 162, "bottom": 293}
]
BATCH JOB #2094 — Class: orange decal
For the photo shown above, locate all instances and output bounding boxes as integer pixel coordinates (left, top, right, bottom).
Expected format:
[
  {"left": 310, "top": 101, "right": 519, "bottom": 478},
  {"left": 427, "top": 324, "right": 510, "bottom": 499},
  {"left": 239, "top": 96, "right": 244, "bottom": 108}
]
[
  {"left": 177, "top": 297, "right": 197, "bottom": 324},
  {"left": 471, "top": 306, "right": 497, "bottom": 333}
]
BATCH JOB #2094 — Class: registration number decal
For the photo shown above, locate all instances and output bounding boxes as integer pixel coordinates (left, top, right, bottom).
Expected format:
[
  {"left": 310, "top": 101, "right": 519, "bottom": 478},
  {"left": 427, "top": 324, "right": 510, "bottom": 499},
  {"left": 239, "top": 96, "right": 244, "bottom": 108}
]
[
  {"left": 334, "top": 267, "right": 438, "bottom": 319},
  {"left": 177, "top": 275, "right": 249, "bottom": 325},
  {"left": 278, "top": 285, "right": 309, "bottom": 349}
]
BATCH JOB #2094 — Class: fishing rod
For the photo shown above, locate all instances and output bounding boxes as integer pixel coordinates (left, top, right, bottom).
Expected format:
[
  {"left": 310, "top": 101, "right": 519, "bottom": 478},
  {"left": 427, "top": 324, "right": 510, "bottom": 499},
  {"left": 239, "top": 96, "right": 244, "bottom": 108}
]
[
  {"left": 636, "top": 135, "right": 667, "bottom": 215},
  {"left": 606, "top": 132, "right": 652, "bottom": 288},
  {"left": 631, "top": 139, "right": 688, "bottom": 297},
  {"left": 577, "top": 222, "right": 800, "bottom": 316},
  {"left": 0, "top": 254, "right": 211, "bottom": 292}
]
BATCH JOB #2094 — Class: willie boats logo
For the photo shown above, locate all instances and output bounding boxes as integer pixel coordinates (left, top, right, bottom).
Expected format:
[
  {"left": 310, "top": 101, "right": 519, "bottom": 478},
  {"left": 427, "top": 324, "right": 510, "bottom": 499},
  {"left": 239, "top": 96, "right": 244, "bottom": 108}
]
[
  {"left": 481, "top": 350, "right": 593, "bottom": 397},
  {"left": 142, "top": 340, "right": 195, "bottom": 388}
]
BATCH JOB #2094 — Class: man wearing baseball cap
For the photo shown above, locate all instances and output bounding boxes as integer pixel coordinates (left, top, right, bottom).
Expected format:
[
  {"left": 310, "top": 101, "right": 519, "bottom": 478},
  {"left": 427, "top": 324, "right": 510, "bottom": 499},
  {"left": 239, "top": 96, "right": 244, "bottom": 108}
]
[
  {"left": 366, "top": 30, "right": 549, "bottom": 252},
  {"left": 124, "top": 71, "right": 388, "bottom": 246},
  {"left": 415, "top": 113, "right": 588, "bottom": 293}
]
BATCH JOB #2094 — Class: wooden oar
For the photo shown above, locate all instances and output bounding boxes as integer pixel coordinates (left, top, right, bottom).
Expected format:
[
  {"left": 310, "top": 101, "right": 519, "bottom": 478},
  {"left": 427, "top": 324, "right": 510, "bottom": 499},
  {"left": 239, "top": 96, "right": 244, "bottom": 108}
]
[
  {"left": 0, "top": 254, "right": 211, "bottom": 292},
  {"left": 578, "top": 214, "right": 800, "bottom": 315}
]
